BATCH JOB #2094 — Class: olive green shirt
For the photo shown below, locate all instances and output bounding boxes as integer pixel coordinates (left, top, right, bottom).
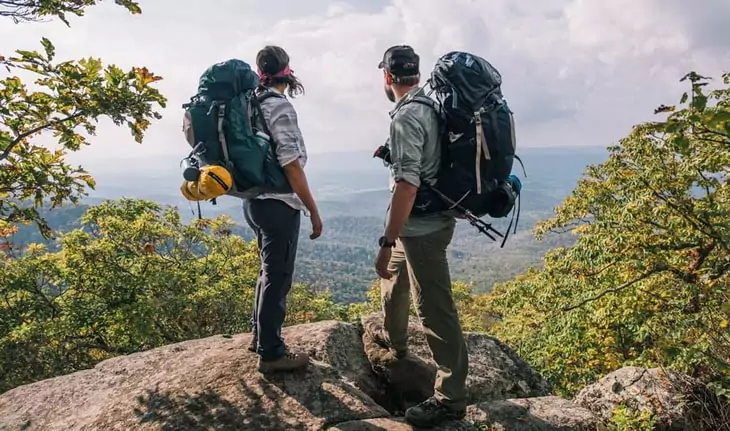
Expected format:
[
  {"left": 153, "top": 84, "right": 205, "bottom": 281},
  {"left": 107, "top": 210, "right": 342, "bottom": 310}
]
[{"left": 386, "top": 87, "right": 456, "bottom": 237}]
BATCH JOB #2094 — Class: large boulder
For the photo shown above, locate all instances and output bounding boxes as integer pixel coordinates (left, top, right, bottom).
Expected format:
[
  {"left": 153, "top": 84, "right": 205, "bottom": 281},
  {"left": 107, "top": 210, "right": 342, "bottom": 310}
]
[
  {"left": 0, "top": 322, "right": 388, "bottom": 431},
  {"left": 361, "top": 313, "right": 552, "bottom": 412},
  {"left": 575, "top": 366, "right": 727, "bottom": 430},
  {"left": 468, "top": 396, "right": 601, "bottom": 430}
]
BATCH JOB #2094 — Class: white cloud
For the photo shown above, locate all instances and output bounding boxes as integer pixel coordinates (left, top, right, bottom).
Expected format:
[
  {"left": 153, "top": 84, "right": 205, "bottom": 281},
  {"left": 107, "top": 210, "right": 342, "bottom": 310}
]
[{"left": 1, "top": 0, "right": 728, "bottom": 172}]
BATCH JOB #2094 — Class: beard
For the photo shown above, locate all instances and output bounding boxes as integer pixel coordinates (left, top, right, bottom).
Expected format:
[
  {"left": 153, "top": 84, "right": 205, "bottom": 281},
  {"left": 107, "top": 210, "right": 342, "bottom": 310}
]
[{"left": 384, "top": 86, "right": 395, "bottom": 103}]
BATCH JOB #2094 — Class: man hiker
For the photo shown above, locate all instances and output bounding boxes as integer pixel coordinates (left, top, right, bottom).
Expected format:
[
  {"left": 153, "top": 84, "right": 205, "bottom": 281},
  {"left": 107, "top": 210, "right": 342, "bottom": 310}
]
[{"left": 371, "top": 45, "right": 469, "bottom": 428}]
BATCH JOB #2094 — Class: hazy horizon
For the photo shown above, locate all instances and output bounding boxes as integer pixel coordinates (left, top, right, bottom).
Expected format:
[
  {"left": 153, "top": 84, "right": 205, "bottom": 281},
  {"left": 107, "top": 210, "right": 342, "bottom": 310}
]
[{"left": 74, "top": 146, "right": 610, "bottom": 221}]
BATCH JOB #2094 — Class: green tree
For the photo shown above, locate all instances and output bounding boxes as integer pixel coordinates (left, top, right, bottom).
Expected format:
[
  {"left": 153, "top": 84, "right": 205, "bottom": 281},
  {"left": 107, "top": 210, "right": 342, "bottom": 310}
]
[
  {"left": 0, "top": 198, "right": 346, "bottom": 393},
  {"left": 0, "top": 0, "right": 166, "bottom": 240},
  {"left": 484, "top": 71, "right": 730, "bottom": 396}
]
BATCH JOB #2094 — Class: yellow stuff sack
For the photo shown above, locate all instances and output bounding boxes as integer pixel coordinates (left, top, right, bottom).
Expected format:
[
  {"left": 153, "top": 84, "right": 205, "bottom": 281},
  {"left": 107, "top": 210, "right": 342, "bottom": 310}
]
[{"left": 180, "top": 165, "right": 234, "bottom": 201}]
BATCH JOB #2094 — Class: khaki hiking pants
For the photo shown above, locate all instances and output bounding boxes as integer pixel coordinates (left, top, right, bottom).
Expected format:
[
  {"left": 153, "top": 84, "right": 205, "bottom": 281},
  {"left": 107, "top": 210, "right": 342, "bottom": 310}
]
[{"left": 380, "top": 224, "right": 468, "bottom": 410}]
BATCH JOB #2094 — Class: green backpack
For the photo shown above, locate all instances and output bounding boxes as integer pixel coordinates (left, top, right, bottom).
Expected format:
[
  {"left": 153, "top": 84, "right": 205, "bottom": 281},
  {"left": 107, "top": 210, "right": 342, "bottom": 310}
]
[{"left": 181, "top": 59, "right": 292, "bottom": 199}]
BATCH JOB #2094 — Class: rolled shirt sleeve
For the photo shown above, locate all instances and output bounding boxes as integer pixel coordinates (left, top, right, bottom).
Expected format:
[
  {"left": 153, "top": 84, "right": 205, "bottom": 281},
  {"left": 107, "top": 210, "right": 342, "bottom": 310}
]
[
  {"left": 267, "top": 100, "right": 305, "bottom": 168},
  {"left": 388, "top": 109, "right": 425, "bottom": 188}
]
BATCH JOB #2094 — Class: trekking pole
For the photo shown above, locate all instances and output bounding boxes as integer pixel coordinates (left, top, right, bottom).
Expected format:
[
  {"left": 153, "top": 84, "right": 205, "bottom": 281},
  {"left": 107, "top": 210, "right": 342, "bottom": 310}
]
[{"left": 425, "top": 184, "right": 503, "bottom": 242}]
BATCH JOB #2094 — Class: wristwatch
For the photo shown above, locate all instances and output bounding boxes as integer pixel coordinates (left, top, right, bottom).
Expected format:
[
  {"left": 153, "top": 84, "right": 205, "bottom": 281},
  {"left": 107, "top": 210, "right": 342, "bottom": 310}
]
[{"left": 378, "top": 236, "right": 396, "bottom": 248}]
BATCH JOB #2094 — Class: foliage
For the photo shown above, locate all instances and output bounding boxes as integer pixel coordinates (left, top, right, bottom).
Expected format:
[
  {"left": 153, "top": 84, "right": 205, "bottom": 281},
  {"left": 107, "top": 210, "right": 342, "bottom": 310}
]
[
  {"left": 609, "top": 405, "right": 657, "bottom": 431},
  {"left": 0, "top": 0, "right": 141, "bottom": 25},
  {"left": 0, "top": 2, "right": 166, "bottom": 239},
  {"left": 484, "top": 71, "right": 730, "bottom": 396},
  {"left": 5, "top": 203, "right": 580, "bottom": 303},
  {"left": 0, "top": 199, "right": 345, "bottom": 393}
]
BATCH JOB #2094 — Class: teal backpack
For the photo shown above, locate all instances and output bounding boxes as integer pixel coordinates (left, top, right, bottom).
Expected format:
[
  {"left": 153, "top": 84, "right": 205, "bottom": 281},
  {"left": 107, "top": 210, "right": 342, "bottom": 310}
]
[{"left": 181, "top": 59, "right": 292, "bottom": 199}]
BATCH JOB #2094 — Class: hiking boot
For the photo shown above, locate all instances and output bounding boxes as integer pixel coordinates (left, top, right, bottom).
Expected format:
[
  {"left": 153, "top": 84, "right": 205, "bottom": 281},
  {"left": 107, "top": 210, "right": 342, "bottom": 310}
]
[
  {"left": 257, "top": 351, "right": 310, "bottom": 373},
  {"left": 404, "top": 397, "right": 466, "bottom": 428},
  {"left": 363, "top": 320, "right": 408, "bottom": 359}
]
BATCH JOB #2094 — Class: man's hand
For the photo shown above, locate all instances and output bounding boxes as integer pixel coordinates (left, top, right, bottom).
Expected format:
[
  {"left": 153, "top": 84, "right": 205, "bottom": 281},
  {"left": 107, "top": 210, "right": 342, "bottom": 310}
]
[
  {"left": 310, "top": 212, "right": 323, "bottom": 240},
  {"left": 375, "top": 246, "right": 393, "bottom": 279}
]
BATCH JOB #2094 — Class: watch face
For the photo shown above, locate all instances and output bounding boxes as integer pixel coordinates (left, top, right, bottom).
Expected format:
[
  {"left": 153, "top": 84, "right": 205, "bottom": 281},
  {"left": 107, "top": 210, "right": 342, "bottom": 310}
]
[{"left": 379, "top": 236, "right": 394, "bottom": 247}]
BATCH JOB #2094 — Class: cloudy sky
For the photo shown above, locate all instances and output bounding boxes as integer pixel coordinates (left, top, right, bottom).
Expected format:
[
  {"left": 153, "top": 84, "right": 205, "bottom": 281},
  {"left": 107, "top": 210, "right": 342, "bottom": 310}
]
[{"left": 2, "top": 0, "right": 729, "bottom": 171}]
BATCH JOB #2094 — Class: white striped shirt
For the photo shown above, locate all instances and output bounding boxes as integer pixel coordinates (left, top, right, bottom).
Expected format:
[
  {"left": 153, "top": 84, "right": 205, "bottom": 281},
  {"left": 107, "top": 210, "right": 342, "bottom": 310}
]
[{"left": 253, "top": 87, "right": 308, "bottom": 213}]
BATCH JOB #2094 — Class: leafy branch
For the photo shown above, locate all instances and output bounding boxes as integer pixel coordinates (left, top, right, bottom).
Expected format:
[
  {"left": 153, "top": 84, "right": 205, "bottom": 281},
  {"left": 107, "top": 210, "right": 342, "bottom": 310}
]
[
  {"left": 0, "top": 0, "right": 141, "bottom": 25},
  {"left": 0, "top": 37, "right": 166, "bottom": 237},
  {"left": 0, "top": 111, "right": 84, "bottom": 162},
  {"left": 561, "top": 265, "right": 666, "bottom": 312}
]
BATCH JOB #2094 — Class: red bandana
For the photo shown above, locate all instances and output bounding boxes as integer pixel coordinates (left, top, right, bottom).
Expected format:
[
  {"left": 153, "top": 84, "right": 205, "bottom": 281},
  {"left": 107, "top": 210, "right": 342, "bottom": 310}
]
[{"left": 257, "top": 65, "right": 293, "bottom": 85}]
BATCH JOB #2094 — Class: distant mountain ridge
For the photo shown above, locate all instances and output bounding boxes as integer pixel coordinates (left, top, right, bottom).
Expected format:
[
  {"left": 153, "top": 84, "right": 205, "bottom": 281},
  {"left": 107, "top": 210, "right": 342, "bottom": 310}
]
[
  {"left": 83, "top": 146, "right": 609, "bottom": 219},
  {"left": 12, "top": 146, "right": 610, "bottom": 302}
]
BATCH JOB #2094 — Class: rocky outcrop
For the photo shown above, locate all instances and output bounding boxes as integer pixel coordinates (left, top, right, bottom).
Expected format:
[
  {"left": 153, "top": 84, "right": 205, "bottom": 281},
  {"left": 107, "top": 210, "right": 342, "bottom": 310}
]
[
  {"left": 467, "top": 396, "right": 601, "bottom": 430},
  {"left": 575, "top": 366, "right": 728, "bottom": 430},
  {"left": 0, "top": 316, "right": 618, "bottom": 430}
]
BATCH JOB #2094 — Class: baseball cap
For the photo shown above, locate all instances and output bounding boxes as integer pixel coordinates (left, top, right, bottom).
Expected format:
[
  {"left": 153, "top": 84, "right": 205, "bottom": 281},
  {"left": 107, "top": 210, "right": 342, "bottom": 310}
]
[{"left": 377, "top": 45, "right": 420, "bottom": 76}]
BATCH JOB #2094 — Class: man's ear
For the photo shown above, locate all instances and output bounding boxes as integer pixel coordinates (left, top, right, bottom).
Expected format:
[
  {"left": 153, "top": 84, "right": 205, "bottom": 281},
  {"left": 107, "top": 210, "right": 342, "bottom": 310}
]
[{"left": 384, "top": 70, "right": 393, "bottom": 86}]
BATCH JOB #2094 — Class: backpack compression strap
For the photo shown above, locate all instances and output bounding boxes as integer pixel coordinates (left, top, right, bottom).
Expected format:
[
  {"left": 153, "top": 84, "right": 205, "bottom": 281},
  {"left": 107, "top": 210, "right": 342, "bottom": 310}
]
[
  {"left": 473, "top": 107, "right": 493, "bottom": 194},
  {"left": 216, "top": 104, "right": 237, "bottom": 193},
  {"left": 216, "top": 105, "right": 231, "bottom": 163}
]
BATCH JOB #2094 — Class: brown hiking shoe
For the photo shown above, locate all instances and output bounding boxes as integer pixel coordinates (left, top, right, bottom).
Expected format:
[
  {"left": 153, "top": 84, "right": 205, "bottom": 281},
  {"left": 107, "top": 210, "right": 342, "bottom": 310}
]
[{"left": 257, "top": 351, "right": 310, "bottom": 373}]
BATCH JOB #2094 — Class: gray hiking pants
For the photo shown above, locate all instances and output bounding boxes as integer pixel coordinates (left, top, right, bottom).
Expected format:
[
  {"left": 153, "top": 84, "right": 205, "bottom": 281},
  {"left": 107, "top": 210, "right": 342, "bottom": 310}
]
[{"left": 243, "top": 198, "right": 301, "bottom": 361}]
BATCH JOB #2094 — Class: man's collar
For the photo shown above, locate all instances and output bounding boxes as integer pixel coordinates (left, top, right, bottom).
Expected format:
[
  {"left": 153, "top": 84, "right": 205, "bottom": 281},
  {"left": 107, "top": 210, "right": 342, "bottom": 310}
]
[{"left": 389, "top": 86, "right": 423, "bottom": 118}]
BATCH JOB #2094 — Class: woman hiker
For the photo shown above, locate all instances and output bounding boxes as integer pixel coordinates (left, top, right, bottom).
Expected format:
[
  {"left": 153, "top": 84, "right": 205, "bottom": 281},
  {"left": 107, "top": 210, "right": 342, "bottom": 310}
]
[{"left": 244, "top": 45, "right": 323, "bottom": 373}]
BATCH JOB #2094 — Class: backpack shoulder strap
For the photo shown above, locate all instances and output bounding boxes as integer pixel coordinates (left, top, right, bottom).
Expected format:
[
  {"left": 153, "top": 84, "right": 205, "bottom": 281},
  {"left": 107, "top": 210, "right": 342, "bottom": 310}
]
[
  {"left": 407, "top": 95, "right": 439, "bottom": 110},
  {"left": 397, "top": 90, "right": 443, "bottom": 119},
  {"left": 400, "top": 92, "right": 450, "bottom": 172},
  {"left": 250, "top": 89, "right": 287, "bottom": 157},
  {"left": 252, "top": 88, "right": 287, "bottom": 135},
  {"left": 400, "top": 83, "right": 438, "bottom": 108}
]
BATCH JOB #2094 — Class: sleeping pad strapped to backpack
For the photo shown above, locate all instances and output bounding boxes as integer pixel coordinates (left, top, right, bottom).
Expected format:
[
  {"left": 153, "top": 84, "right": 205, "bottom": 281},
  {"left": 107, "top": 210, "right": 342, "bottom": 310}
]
[
  {"left": 377, "top": 51, "right": 525, "bottom": 245},
  {"left": 181, "top": 59, "right": 292, "bottom": 200}
]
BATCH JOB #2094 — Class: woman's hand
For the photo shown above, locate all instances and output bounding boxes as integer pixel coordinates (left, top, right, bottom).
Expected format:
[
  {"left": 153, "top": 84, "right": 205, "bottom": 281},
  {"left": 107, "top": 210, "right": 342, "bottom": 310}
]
[{"left": 282, "top": 160, "right": 322, "bottom": 239}]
